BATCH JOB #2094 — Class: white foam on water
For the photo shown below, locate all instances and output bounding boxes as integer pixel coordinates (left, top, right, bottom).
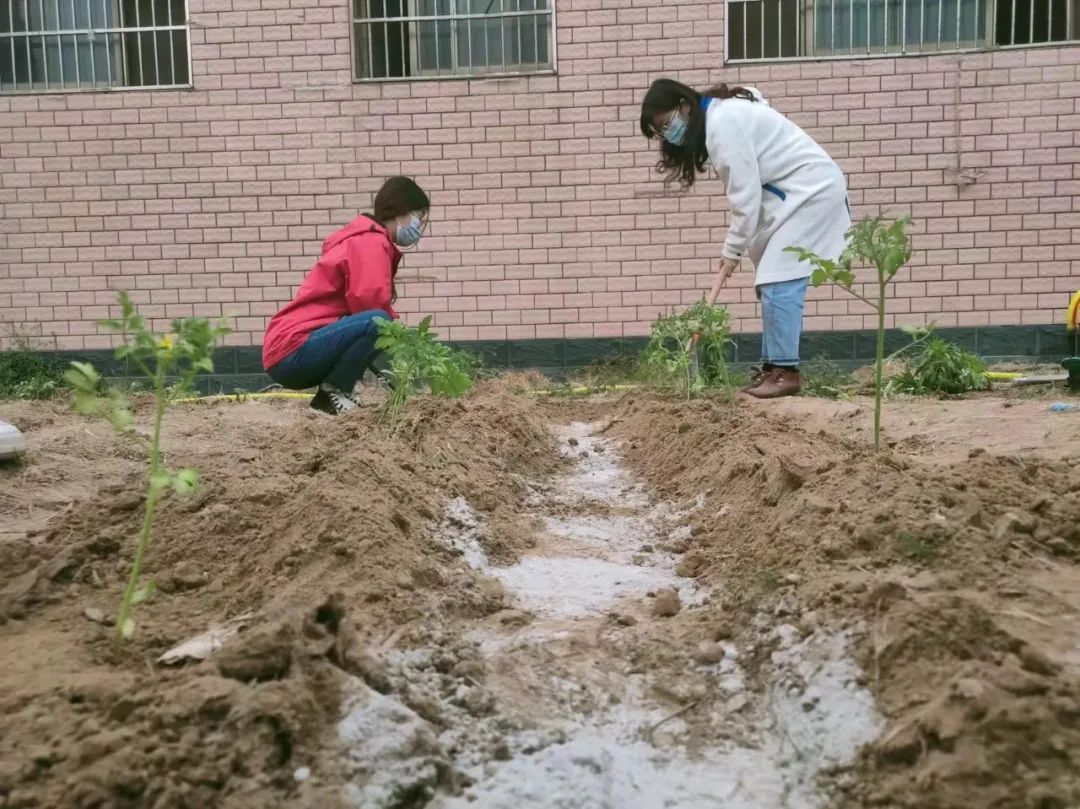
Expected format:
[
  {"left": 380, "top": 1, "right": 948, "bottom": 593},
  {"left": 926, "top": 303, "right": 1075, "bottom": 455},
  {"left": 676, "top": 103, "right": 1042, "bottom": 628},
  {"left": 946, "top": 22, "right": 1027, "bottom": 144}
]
[
  {"left": 552, "top": 422, "right": 651, "bottom": 508},
  {"left": 338, "top": 683, "right": 442, "bottom": 809},
  {"left": 437, "top": 628, "right": 882, "bottom": 809},
  {"left": 342, "top": 421, "right": 881, "bottom": 809},
  {"left": 488, "top": 556, "right": 682, "bottom": 618},
  {"left": 436, "top": 496, "right": 490, "bottom": 570},
  {"left": 768, "top": 626, "right": 883, "bottom": 770}
]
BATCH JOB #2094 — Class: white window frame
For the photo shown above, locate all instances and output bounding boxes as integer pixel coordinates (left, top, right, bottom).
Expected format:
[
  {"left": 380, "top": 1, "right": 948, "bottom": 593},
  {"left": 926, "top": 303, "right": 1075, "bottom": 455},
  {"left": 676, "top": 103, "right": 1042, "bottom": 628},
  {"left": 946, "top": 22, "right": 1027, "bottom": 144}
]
[
  {"left": 352, "top": 0, "right": 557, "bottom": 82},
  {"left": 0, "top": 0, "right": 192, "bottom": 94},
  {"left": 725, "top": 0, "right": 1080, "bottom": 62}
]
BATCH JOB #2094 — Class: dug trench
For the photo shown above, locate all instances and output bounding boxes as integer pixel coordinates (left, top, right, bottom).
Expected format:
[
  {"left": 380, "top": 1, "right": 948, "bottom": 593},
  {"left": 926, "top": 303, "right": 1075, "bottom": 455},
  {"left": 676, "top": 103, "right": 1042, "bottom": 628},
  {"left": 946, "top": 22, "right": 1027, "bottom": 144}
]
[{"left": 0, "top": 386, "right": 1078, "bottom": 808}]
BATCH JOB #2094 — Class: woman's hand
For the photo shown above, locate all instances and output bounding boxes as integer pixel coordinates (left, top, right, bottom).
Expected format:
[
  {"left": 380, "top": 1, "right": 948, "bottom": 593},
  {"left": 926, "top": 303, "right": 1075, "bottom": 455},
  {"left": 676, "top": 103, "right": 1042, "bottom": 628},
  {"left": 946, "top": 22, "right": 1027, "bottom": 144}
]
[{"left": 707, "top": 257, "right": 741, "bottom": 305}]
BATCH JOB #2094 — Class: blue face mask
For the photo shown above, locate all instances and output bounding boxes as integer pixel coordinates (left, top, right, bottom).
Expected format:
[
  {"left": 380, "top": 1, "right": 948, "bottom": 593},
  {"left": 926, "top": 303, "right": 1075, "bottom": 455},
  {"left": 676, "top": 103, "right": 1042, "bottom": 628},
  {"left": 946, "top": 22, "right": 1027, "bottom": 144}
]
[
  {"left": 662, "top": 110, "right": 688, "bottom": 147},
  {"left": 395, "top": 214, "right": 424, "bottom": 248}
]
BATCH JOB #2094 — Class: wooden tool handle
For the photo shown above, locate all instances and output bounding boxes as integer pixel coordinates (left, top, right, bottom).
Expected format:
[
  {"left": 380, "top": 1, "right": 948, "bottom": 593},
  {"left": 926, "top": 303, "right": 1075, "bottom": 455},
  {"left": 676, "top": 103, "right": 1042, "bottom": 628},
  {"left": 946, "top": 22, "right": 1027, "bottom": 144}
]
[{"left": 704, "top": 273, "right": 726, "bottom": 308}]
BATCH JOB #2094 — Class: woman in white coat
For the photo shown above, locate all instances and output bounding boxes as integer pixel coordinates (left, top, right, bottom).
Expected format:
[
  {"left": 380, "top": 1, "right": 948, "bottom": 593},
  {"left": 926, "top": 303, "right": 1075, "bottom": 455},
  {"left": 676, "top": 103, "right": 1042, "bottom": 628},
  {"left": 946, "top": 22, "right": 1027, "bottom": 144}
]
[{"left": 640, "top": 79, "right": 850, "bottom": 399}]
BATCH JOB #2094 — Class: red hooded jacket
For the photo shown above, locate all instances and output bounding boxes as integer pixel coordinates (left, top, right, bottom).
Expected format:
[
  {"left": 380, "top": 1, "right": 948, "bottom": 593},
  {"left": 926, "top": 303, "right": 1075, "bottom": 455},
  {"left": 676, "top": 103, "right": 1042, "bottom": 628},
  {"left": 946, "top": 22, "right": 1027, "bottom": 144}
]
[{"left": 262, "top": 215, "right": 401, "bottom": 371}]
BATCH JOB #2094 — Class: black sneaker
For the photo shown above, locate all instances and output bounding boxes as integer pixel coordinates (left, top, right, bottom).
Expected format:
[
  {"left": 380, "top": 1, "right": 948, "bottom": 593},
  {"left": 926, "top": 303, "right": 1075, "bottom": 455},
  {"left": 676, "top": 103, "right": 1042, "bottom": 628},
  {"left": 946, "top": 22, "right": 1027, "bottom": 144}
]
[
  {"left": 309, "top": 385, "right": 359, "bottom": 416},
  {"left": 367, "top": 355, "right": 396, "bottom": 390}
]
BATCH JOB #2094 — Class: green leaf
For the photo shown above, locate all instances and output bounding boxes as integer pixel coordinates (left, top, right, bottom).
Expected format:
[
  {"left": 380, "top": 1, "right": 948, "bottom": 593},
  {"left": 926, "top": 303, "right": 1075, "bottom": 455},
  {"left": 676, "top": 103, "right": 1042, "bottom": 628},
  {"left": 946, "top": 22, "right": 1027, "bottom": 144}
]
[
  {"left": 810, "top": 268, "right": 828, "bottom": 287},
  {"left": 149, "top": 472, "right": 172, "bottom": 493},
  {"left": 120, "top": 617, "right": 136, "bottom": 639},
  {"left": 430, "top": 366, "right": 472, "bottom": 398},
  {"left": 900, "top": 323, "right": 933, "bottom": 341},
  {"left": 65, "top": 361, "right": 101, "bottom": 393},
  {"left": 131, "top": 580, "right": 156, "bottom": 606},
  {"left": 173, "top": 469, "right": 200, "bottom": 496},
  {"left": 71, "top": 389, "right": 101, "bottom": 418},
  {"left": 835, "top": 270, "right": 856, "bottom": 288},
  {"left": 105, "top": 394, "right": 134, "bottom": 433}
]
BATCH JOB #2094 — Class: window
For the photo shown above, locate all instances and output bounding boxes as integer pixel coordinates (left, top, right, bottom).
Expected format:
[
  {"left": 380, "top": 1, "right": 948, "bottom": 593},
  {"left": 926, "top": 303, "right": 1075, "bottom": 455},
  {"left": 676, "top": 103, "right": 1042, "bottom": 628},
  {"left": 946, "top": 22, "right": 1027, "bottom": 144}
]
[
  {"left": 353, "top": 0, "right": 554, "bottom": 81},
  {"left": 0, "top": 0, "right": 190, "bottom": 93},
  {"left": 727, "top": 0, "right": 1079, "bottom": 60}
]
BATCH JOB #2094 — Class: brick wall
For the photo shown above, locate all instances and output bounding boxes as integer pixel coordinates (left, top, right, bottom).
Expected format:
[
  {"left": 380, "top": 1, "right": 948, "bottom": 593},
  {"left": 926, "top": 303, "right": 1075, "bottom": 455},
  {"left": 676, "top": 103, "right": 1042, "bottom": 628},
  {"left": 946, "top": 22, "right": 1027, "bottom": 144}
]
[{"left": 1, "top": 0, "right": 1078, "bottom": 351}]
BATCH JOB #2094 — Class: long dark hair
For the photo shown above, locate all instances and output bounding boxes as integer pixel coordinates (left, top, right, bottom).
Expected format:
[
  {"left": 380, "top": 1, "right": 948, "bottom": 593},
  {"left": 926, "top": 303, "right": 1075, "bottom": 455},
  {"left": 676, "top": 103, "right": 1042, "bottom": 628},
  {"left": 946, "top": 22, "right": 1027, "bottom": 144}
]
[
  {"left": 374, "top": 175, "right": 429, "bottom": 221},
  {"left": 639, "top": 79, "right": 758, "bottom": 188},
  {"left": 372, "top": 176, "right": 429, "bottom": 304}
]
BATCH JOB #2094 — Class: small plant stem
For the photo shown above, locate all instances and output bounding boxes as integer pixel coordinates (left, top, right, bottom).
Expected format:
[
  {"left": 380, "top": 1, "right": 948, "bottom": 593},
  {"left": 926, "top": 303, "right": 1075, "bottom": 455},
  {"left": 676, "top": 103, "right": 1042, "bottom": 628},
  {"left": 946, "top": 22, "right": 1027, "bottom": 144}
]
[
  {"left": 873, "top": 276, "right": 887, "bottom": 452},
  {"left": 116, "top": 363, "right": 167, "bottom": 639},
  {"left": 836, "top": 284, "right": 878, "bottom": 309},
  {"left": 382, "top": 361, "right": 413, "bottom": 429},
  {"left": 884, "top": 331, "right": 930, "bottom": 363}
]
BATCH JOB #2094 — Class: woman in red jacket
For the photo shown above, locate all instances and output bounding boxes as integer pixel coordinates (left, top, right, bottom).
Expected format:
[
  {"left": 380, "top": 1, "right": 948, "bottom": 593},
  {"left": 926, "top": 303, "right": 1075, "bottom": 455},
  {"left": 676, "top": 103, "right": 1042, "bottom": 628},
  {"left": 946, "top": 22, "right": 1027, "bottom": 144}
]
[{"left": 262, "top": 176, "right": 430, "bottom": 415}]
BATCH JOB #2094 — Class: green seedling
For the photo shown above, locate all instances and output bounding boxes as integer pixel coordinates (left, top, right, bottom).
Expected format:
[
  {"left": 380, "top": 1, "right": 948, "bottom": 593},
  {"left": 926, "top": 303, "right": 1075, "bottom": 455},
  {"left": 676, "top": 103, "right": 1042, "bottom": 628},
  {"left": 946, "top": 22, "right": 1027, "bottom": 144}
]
[
  {"left": 787, "top": 217, "right": 913, "bottom": 451},
  {"left": 643, "top": 300, "right": 735, "bottom": 400},
  {"left": 893, "top": 337, "right": 989, "bottom": 396},
  {"left": 65, "top": 292, "right": 228, "bottom": 640},
  {"left": 375, "top": 316, "right": 474, "bottom": 428}
]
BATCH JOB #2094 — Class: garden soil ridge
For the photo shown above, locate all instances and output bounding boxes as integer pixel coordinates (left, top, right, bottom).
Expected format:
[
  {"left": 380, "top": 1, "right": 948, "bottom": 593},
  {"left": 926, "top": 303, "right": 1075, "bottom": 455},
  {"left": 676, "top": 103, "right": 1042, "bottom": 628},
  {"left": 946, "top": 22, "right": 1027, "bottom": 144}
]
[
  {"left": 0, "top": 383, "right": 560, "bottom": 808},
  {"left": 608, "top": 393, "right": 1080, "bottom": 809},
  {"left": 0, "top": 382, "right": 1077, "bottom": 808}
]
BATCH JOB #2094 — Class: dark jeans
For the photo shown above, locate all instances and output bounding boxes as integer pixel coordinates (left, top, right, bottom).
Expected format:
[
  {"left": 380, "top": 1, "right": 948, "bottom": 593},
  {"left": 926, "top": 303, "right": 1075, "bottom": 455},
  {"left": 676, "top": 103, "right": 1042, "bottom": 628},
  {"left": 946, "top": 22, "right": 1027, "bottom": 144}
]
[{"left": 268, "top": 309, "right": 388, "bottom": 393}]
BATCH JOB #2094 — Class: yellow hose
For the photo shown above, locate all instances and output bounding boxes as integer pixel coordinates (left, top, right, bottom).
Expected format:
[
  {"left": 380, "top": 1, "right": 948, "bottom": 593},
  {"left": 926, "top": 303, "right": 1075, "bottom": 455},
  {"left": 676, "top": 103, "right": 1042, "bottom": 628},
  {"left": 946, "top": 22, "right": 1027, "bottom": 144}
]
[
  {"left": 1067, "top": 290, "right": 1080, "bottom": 331},
  {"left": 984, "top": 371, "right": 1022, "bottom": 381},
  {"left": 535, "top": 384, "right": 639, "bottom": 396},
  {"left": 173, "top": 392, "right": 312, "bottom": 404}
]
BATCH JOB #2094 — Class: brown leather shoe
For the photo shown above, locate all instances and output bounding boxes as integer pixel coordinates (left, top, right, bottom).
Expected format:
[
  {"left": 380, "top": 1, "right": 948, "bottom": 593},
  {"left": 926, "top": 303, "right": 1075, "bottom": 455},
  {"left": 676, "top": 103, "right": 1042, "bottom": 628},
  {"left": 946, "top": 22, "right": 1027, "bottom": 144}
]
[
  {"left": 740, "top": 365, "right": 768, "bottom": 393},
  {"left": 746, "top": 368, "right": 801, "bottom": 399}
]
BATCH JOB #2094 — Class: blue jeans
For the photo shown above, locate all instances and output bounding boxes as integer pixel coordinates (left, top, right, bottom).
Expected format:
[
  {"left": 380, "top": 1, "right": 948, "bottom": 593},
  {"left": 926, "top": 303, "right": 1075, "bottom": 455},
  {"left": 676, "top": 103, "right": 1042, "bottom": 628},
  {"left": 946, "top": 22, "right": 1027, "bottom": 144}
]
[
  {"left": 758, "top": 277, "right": 809, "bottom": 367},
  {"left": 268, "top": 310, "right": 388, "bottom": 393}
]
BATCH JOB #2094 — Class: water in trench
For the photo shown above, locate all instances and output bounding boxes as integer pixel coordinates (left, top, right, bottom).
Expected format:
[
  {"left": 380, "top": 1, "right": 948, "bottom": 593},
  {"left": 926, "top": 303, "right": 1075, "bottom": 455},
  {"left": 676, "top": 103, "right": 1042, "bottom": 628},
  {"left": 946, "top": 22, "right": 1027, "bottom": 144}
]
[{"left": 340, "top": 422, "right": 882, "bottom": 809}]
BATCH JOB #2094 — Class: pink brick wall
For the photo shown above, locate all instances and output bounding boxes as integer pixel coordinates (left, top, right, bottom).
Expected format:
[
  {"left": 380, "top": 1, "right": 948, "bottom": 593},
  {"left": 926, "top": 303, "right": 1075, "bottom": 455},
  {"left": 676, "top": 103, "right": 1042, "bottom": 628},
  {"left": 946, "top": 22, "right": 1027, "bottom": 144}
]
[{"left": 1, "top": 0, "right": 1078, "bottom": 349}]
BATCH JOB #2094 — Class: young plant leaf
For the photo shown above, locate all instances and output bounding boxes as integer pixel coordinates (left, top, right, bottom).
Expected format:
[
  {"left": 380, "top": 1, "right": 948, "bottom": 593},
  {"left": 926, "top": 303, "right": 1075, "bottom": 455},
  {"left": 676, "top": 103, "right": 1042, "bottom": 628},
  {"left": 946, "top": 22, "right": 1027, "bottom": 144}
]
[
  {"left": 64, "top": 361, "right": 101, "bottom": 394},
  {"left": 173, "top": 469, "right": 200, "bottom": 496},
  {"left": 131, "top": 580, "right": 156, "bottom": 606}
]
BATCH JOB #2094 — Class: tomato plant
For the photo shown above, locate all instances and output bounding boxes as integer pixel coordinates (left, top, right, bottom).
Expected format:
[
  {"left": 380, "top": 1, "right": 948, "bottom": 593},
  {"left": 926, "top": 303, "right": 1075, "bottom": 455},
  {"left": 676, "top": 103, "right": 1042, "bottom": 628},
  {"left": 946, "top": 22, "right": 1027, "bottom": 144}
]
[
  {"left": 787, "top": 217, "right": 912, "bottom": 451},
  {"left": 65, "top": 292, "right": 229, "bottom": 639},
  {"left": 642, "top": 300, "right": 734, "bottom": 400},
  {"left": 375, "top": 316, "right": 474, "bottom": 428}
]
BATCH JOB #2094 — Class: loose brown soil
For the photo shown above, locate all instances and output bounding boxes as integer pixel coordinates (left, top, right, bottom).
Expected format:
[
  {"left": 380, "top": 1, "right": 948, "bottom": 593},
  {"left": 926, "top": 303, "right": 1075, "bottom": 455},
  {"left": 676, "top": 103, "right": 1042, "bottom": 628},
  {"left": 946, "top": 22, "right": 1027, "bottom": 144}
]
[
  {"left": 608, "top": 393, "right": 1080, "bottom": 809},
  {"left": 1, "top": 384, "right": 1078, "bottom": 809},
  {"left": 0, "top": 383, "right": 558, "bottom": 809}
]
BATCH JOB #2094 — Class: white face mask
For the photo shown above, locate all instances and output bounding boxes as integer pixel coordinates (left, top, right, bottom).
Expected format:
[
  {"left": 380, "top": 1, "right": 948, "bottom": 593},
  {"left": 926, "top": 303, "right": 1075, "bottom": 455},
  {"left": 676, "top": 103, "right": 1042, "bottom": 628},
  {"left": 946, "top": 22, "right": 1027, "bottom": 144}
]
[
  {"left": 394, "top": 213, "right": 426, "bottom": 248},
  {"left": 662, "top": 108, "right": 688, "bottom": 146}
]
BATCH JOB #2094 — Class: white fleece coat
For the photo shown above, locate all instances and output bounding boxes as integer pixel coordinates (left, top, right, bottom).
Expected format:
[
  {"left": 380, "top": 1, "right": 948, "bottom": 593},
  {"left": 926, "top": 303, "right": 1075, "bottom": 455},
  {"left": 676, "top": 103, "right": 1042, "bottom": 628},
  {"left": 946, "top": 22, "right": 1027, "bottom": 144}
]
[{"left": 704, "top": 89, "right": 850, "bottom": 287}]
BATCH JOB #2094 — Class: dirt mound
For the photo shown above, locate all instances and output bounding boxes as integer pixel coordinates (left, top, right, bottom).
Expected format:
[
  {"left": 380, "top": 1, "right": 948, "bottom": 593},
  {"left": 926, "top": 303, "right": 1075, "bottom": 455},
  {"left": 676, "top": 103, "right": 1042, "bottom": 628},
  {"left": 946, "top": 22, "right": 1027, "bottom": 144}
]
[
  {"left": 610, "top": 394, "right": 1080, "bottom": 809},
  {"left": 0, "top": 386, "right": 557, "bottom": 808},
  {"left": 4, "top": 385, "right": 1079, "bottom": 808}
]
